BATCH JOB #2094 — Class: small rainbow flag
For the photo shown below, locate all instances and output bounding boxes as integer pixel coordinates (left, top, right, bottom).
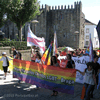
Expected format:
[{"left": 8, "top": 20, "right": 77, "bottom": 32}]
[
  {"left": 13, "top": 59, "right": 76, "bottom": 95},
  {"left": 41, "top": 42, "right": 53, "bottom": 65},
  {"left": 85, "top": 47, "right": 89, "bottom": 54},
  {"left": 41, "top": 44, "right": 51, "bottom": 64},
  {"left": 47, "top": 44, "right": 52, "bottom": 65}
]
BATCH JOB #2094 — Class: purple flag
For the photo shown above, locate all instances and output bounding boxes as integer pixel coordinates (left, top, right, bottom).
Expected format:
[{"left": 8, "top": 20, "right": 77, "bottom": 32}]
[{"left": 89, "top": 34, "right": 93, "bottom": 62}]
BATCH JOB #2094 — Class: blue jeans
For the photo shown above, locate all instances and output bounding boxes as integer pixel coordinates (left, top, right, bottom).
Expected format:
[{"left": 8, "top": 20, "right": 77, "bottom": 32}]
[{"left": 84, "top": 83, "right": 94, "bottom": 100}]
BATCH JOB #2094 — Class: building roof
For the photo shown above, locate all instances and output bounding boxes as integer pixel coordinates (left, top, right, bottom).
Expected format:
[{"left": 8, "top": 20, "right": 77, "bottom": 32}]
[{"left": 85, "top": 19, "right": 97, "bottom": 25}]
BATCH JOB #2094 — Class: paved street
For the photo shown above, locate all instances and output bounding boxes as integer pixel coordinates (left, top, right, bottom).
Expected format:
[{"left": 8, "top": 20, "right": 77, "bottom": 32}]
[{"left": 0, "top": 70, "right": 100, "bottom": 100}]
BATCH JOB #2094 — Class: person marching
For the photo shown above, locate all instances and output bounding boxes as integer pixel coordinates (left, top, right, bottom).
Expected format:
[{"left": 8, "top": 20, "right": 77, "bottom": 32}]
[
  {"left": 0, "top": 52, "right": 12, "bottom": 79},
  {"left": 77, "top": 62, "right": 97, "bottom": 100}
]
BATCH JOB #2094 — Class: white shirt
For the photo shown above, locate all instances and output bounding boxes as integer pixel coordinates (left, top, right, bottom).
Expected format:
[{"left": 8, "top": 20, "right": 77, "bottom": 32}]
[
  {"left": 84, "top": 69, "right": 95, "bottom": 85},
  {"left": 0, "top": 56, "right": 11, "bottom": 67}
]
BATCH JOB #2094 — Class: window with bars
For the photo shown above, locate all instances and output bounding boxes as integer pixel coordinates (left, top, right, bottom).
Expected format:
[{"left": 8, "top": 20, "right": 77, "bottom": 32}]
[
  {"left": 86, "top": 35, "right": 89, "bottom": 39},
  {"left": 85, "top": 41, "right": 89, "bottom": 45},
  {"left": 86, "top": 28, "right": 89, "bottom": 33}
]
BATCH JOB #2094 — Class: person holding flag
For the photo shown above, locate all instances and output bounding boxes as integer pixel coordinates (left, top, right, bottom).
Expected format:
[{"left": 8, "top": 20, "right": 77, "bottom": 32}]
[
  {"left": 86, "top": 33, "right": 100, "bottom": 98},
  {"left": 27, "top": 24, "right": 45, "bottom": 55},
  {"left": 53, "top": 31, "right": 58, "bottom": 56}
]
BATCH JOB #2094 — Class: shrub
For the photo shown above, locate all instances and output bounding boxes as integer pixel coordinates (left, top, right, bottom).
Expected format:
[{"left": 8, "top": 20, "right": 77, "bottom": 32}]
[{"left": 0, "top": 41, "right": 31, "bottom": 50}]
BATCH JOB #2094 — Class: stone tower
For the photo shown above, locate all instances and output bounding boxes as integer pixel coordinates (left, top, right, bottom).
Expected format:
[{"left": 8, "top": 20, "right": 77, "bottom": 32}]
[{"left": 2, "top": 1, "right": 85, "bottom": 49}]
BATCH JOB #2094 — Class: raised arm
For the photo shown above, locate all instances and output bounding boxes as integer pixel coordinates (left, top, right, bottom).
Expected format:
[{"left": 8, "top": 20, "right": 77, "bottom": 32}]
[
  {"left": 7, "top": 56, "right": 13, "bottom": 61},
  {"left": 76, "top": 69, "right": 85, "bottom": 76}
]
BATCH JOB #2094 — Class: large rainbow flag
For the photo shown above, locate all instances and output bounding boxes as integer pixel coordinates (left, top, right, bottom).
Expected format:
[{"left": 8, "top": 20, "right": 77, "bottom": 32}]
[{"left": 13, "top": 59, "right": 76, "bottom": 94}]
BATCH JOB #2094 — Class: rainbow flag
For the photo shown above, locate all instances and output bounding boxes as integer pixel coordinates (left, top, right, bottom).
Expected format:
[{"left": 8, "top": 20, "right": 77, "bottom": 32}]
[
  {"left": 47, "top": 43, "right": 52, "bottom": 65},
  {"left": 41, "top": 43, "right": 52, "bottom": 65},
  {"left": 13, "top": 59, "right": 76, "bottom": 94},
  {"left": 85, "top": 47, "right": 89, "bottom": 54},
  {"left": 41, "top": 44, "right": 51, "bottom": 64}
]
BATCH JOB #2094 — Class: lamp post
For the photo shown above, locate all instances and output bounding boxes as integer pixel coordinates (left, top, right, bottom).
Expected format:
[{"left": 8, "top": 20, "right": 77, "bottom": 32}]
[
  {"left": 74, "top": 31, "right": 79, "bottom": 48},
  {"left": 31, "top": 20, "right": 39, "bottom": 34}
]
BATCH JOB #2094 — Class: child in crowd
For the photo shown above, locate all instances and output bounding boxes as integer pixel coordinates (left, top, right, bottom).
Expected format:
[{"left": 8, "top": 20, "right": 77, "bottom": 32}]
[
  {"left": 35, "top": 53, "right": 41, "bottom": 63},
  {"left": 0, "top": 52, "right": 12, "bottom": 79},
  {"left": 77, "top": 62, "right": 97, "bottom": 100}
]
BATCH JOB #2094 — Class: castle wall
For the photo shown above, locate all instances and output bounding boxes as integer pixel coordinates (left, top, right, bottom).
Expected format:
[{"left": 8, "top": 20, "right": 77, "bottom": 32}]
[
  {"left": 1, "top": 1, "right": 85, "bottom": 49},
  {"left": 45, "top": 1, "right": 85, "bottom": 48}
]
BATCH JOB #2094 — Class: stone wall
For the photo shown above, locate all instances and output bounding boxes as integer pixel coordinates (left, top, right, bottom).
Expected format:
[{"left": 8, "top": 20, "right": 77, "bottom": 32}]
[
  {"left": 1, "top": 1, "right": 85, "bottom": 49},
  {"left": 0, "top": 47, "right": 31, "bottom": 61}
]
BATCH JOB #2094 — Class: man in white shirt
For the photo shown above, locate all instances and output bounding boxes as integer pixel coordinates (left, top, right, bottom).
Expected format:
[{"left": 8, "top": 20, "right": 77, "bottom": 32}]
[{"left": 0, "top": 52, "right": 12, "bottom": 79}]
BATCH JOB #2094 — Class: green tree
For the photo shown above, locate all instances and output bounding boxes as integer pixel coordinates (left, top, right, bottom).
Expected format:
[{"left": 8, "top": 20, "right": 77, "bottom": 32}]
[
  {"left": 0, "top": 0, "right": 10, "bottom": 28},
  {"left": 6, "top": 0, "right": 40, "bottom": 41}
]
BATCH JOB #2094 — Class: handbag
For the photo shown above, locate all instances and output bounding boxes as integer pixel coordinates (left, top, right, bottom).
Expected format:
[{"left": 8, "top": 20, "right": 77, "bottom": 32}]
[{"left": 6, "top": 56, "right": 9, "bottom": 67}]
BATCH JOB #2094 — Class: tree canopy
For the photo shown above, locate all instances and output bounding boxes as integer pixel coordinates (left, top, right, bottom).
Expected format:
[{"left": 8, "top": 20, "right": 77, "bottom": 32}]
[
  {"left": 0, "top": 0, "right": 41, "bottom": 41},
  {"left": 7, "top": 0, "right": 40, "bottom": 30},
  {"left": 0, "top": 0, "right": 10, "bottom": 28}
]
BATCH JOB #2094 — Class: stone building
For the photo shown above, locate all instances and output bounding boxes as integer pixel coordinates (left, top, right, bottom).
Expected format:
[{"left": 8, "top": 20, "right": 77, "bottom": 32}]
[{"left": 1, "top": 1, "right": 85, "bottom": 49}]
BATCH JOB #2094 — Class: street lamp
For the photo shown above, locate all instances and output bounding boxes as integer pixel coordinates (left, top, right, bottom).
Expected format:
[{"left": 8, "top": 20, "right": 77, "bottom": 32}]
[
  {"left": 31, "top": 20, "right": 39, "bottom": 34},
  {"left": 74, "top": 31, "right": 79, "bottom": 48}
]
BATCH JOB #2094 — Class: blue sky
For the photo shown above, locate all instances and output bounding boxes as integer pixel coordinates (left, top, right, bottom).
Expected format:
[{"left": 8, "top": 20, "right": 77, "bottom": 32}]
[{"left": 39, "top": 0, "right": 100, "bottom": 25}]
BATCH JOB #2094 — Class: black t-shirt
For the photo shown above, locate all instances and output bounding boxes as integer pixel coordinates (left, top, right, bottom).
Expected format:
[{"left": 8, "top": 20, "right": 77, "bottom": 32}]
[
  {"left": 92, "top": 62, "right": 100, "bottom": 76},
  {"left": 66, "top": 60, "right": 75, "bottom": 68}
]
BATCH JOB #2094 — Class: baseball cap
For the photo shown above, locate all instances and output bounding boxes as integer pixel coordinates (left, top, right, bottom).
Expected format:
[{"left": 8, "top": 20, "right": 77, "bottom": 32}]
[{"left": 2, "top": 52, "right": 6, "bottom": 55}]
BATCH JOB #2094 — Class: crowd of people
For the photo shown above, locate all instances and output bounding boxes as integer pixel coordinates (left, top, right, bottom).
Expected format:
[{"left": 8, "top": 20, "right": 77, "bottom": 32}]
[
  {"left": 0, "top": 46, "right": 100, "bottom": 100},
  {"left": 30, "top": 46, "right": 100, "bottom": 99}
]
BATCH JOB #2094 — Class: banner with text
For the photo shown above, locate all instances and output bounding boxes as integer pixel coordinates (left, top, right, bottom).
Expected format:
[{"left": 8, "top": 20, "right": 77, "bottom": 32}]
[
  {"left": 13, "top": 59, "right": 76, "bottom": 95},
  {"left": 72, "top": 56, "right": 90, "bottom": 83},
  {"left": 58, "top": 56, "right": 90, "bottom": 84}
]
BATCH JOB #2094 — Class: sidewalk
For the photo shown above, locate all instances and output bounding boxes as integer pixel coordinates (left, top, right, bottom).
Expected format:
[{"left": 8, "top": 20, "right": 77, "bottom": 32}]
[{"left": 0, "top": 70, "right": 100, "bottom": 100}]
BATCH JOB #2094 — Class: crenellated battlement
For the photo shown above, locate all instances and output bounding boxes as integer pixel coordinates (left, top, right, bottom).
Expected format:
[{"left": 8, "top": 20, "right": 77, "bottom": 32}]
[{"left": 40, "top": 1, "right": 82, "bottom": 11}]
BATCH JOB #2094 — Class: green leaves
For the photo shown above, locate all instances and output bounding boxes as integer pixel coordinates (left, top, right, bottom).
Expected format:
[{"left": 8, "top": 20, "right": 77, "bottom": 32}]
[
  {"left": 6, "top": 0, "right": 40, "bottom": 30},
  {"left": 0, "top": 0, "right": 40, "bottom": 41},
  {"left": 0, "top": 0, "right": 9, "bottom": 27}
]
